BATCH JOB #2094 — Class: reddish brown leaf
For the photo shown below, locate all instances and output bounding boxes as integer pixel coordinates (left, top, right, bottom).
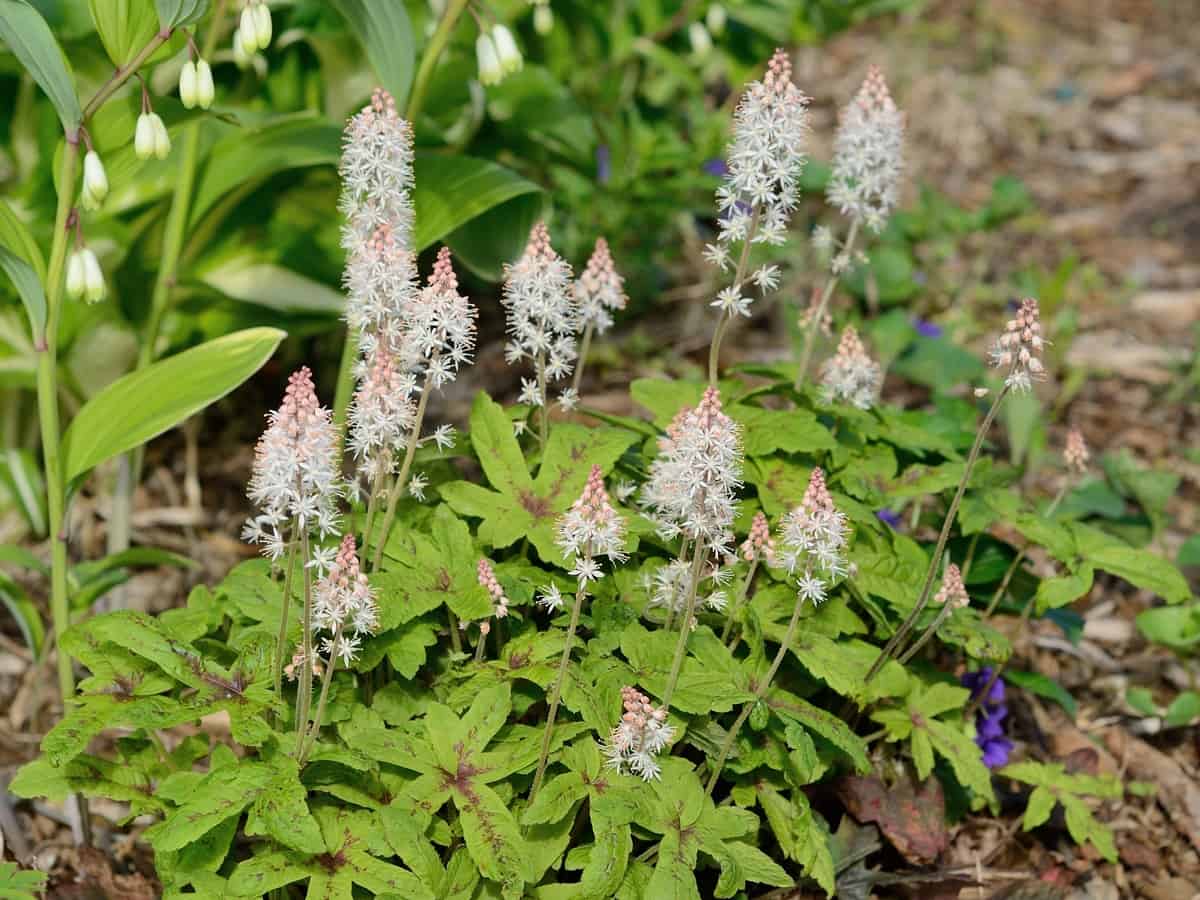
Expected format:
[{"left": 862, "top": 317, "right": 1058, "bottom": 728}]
[{"left": 837, "top": 774, "right": 948, "bottom": 864}]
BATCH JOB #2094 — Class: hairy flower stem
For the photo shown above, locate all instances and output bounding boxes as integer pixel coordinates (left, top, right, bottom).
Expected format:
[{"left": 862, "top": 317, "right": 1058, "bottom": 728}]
[
  {"left": 272, "top": 535, "right": 298, "bottom": 708},
  {"left": 896, "top": 603, "right": 954, "bottom": 665},
  {"left": 572, "top": 322, "right": 595, "bottom": 395},
  {"left": 983, "top": 484, "right": 1069, "bottom": 618},
  {"left": 360, "top": 455, "right": 390, "bottom": 561},
  {"left": 863, "top": 384, "right": 1010, "bottom": 686},
  {"left": 473, "top": 628, "right": 487, "bottom": 664},
  {"left": 406, "top": 0, "right": 471, "bottom": 122},
  {"left": 721, "top": 558, "right": 760, "bottom": 646},
  {"left": 794, "top": 219, "right": 860, "bottom": 390},
  {"left": 531, "top": 557, "right": 591, "bottom": 799},
  {"left": 536, "top": 350, "right": 549, "bottom": 446},
  {"left": 299, "top": 622, "right": 341, "bottom": 764},
  {"left": 661, "top": 540, "right": 707, "bottom": 710},
  {"left": 707, "top": 208, "right": 760, "bottom": 386},
  {"left": 295, "top": 531, "right": 314, "bottom": 740},
  {"left": 370, "top": 376, "right": 432, "bottom": 572},
  {"left": 706, "top": 595, "right": 806, "bottom": 795}
]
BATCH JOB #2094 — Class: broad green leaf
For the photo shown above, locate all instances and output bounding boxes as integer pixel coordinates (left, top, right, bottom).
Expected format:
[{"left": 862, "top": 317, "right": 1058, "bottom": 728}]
[
  {"left": 1023, "top": 785, "right": 1056, "bottom": 829},
  {"left": 380, "top": 802, "right": 443, "bottom": 886},
  {"left": 0, "top": 570, "right": 43, "bottom": 656},
  {"left": 707, "top": 838, "right": 792, "bottom": 898},
  {"left": 522, "top": 772, "right": 588, "bottom": 825},
  {"left": 245, "top": 757, "right": 326, "bottom": 854},
  {"left": 0, "top": 199, "right": 45, "bottom": 280},
  {"left": 756, "top": 784, "right": 834, "bottom": 897},
  {"left": 733, "top": 405, "right": 834, "bottom": 456},
  {"left": 470, "top": 391, "right": 532, "bottom": 492},
  {"left": 145, "top": 760, "right": 274, "bottom": 851},
  {"left": 200, "top": 257, "right": 345, "bottom": 314},
  {"left": 1005, "top": 669, "right": 1077, "bottom": 717},
  {"left": 0, "top": 0, "right": 81, "bottom": 130},
  {"left": 1136, "top": 604, "right": 1200, "bottom": 652},
  {"left": 452, "top": 779, "right": 533, "bottom": 889},
  {"left": 89, "top": 0, "right": 158, "bottom": 66},
  {"left": 1085, "top": 545, "right": 1190, "bottom": 604},
  {"left": 227, "top": 850, "right": 315, "bottom": 896},
  {"left": 155, "top": 0, "right": 208, "bottom": 29},
  {"left": 925, "top": 719, "right": 994, "bottom": 803},
  {"left": 1036, "top": 566, "right": 1094, "bottom": 614},
  {"left": 42, "top": 693, "right": 209, "bottom": 766},
  {"left": 62, "top": 327, "right": 284, "bottom": 482},
  {"left": 770, "top": 693, "right": 870, "bottom": 774},
  {"left": 0, "top": 245, "right": 45, "bottom": 343},
  {"left": 415, "top": 154, "right": 542, "bottom": 271},
  {"left": 330, "top": 0, "right": 414, "bottom": 107}
]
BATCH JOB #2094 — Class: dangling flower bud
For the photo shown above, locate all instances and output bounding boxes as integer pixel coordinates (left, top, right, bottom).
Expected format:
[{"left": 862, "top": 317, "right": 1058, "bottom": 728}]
[
  {"left": 533, "top": 4, "right": 553, "bottom": 34},
  {"left": 706, "top": 4, "right": 727, "bottom": 35},
  {"left": 179, "top": 60, "right": 199, "bottom": 108},
  {"left": 239, "top": 5, "right": 259, "bottom": 51},
  {"left": 195, "top": 59, "right": 215, "bottom": 108},
  {"left": 688, "top": 22, "right": 713, "bottom": 57},
  {"left": 253, "top": 2, "right": 272, "bottom": 49},
  {"left": 135, "top": 112, "right": 156, "bottom": 160},
  {"left": 152, "top": 114, "right": 171, "bottom": 159},
  {"left": 80, "top": 151, "right": 108, "bottom": 210},
  {"left": 81, "top": 248, "right": 105, "bottom": 304},
  {"left": 232, "top": 27, "right": 252, "bottom": 67},
  {"left": 66, "top": 250, "right": 86, "bottom": 300},
  {"left": 475, "top": 32, "right": 502, "bottom": 86},
  {"left": 491, "top": 24, "right": 523, "bottom": 77}
]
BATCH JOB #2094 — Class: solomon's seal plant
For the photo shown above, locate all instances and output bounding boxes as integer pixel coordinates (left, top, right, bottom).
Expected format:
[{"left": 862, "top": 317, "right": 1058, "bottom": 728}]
[{"left": 8, "top": 44, "right": 1192, "bottom": 900}]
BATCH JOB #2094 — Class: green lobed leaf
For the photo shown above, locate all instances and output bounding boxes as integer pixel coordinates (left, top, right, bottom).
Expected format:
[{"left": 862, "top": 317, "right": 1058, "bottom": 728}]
[
  {"left": 1085, "top": 544, "right": 1190, "bottom": 605},
  {"left": 470, "top": 391, "right": 533, "bottom": 493},
  {"left": 1036, "top": 566, "right": 1095, "bottom": 614},
  {"left": 145, "top": 760, "right": 274, "bottom": 851},
  {"left": 0, "top": 0, "right": 82, "bottom": 130},
  {"left": 244, "top": 757, "right": 325, "bottom": 855},
  {"left": 452, "top": 779, "right": 534, "bottom": 890},
  {"left": 62, "top": 327, "right": 284, "bottom": 483}
]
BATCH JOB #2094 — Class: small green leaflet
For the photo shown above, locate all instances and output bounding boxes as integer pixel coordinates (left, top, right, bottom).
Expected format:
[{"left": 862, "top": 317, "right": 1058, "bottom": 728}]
[{"left": 1001, "top": 761, "right": 1120, "bottom": 862}]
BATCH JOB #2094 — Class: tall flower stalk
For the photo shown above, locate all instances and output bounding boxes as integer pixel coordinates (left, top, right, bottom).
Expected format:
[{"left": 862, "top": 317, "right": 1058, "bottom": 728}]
[
  {"left": 721, "top": 511, "right": 774, "bottom": 645},
  {"left": 706, "top": 469, "right": 848, "bottom": 793},
  {"left": 896, "top": 563, "right": 969, "bottom": 664},
  {"left": 501, "top": 222, "right": 576, "bottom": 445},
  {"left": 571, "top": 237, "right": 626, "bottom": 398},
  {"left": 796, "top": 66, "right": 904, "bottom": 389},
  {"left": 531, "top": 466, "right": 626, "bottom": 798},
  {"left": 642, "top": 387, "right": 743, "bottom": 707},
  {"left": 865, "top": 298, "right": 1046, "bottom": 684},
  {"left": 705, "top": 49, "right": 808, "bottom": 385}
]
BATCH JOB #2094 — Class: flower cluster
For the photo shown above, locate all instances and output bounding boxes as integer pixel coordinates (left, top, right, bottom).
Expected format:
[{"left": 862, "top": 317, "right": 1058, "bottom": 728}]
[
  {"left": 346, "top": 346, "right": 416, "bottom": 472},
  {"left": 989, "top": 297, "right": 1046, "bottom": 392},
  {"left": 644, "top": 558, "right": 727, "bottom": 619},
  {"left": 642, "top": 387, "right": 742, "bottom": 554},
  {"left": 403, "top": 246, "right": 478, "bottom": 387},
  {"left": 340, "top": 89, "right": 416, "bottom": 297},
  {"left": 574, "top": 237, "right": 627, "bottom": 334},
  {"left": 714, "top": 49, "right": 809, "bottom": 249},
  {"left": 243, "top": 367, "right": 341, "bottom": 558},
  {"left": 820, "top": 325, "right": 882, "bottom": 409},
  {"left": 179, "top": 58, "right": 215, "bottom": 110},
  {"left": 311, "top": 534, "right": 379, "bottom": 667},
  {"left": 934, "top": 563, "right": 969, "bottom": 609},
  {"left": 557, "top": 465, "right": 627, "bottom": 583},
  {"left": 1064, "top": 426, "right": 1090, "bottom": 474},
  {"left": 603, "top": 686, "right": 675, "bottom": 781},
  {"left": 66, "top": 248, "right": 105, "bottom": 304},
  {"left": 827, "top": 66, "right": 905, "bottom": 233},
  {"left": 740, "top": 511, "right": 775, "bottom": 563},
  {"left": 502, "top": 222, "right": 577, "bottom": 406},
  {"left": 134, "top": 111, "right": 170, "bottom": 161},
  {"left": 234, "top": 0, "right": 272, "bottom": 62},
  {"left": 962, "top": 668, "right": 1013, "bottom": 768},
  {"left": 477, "top": 558, "right": 510, "bottom": 618},
  {"left": 778, "top": 468, "right": 849, "bottom": 604},
  {"left": 476, "top": 24, "right": 523, "bottom": 87}
]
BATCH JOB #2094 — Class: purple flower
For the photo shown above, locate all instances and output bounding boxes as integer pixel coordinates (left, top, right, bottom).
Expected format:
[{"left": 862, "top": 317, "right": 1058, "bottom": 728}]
[
  {"left": 961, "top": 667, "right": 1012, "bottom": 769},
  {"left": 596, "top": 144, "right": 611, "bottom": 185},
  {"left": 912, "top": 317, "right": 942, "bottom": 338},
  {"left": 876, "top": 509, "right": 901, "bottom": 528},
  {"left": 703, "top": 157, "right": 729, "bottom": 177}
]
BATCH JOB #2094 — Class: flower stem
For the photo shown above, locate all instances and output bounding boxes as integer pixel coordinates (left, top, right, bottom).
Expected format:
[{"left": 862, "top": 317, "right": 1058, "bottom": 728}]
[
  {"left": 707, "top": 208, "right": 760, "bottom": 386},
  {"left": 863, "top": 384, "right": 1009, "bottom": 686},
  {"left": 721, "top": 557, "right": 759, "bottom": 646},
  {"left": 370, "top": 377, "right": 432, "bottom": 571},
  {"left": 572, "top": 322, "right": 595, "bottom": 396},
  {"left": 795, "top": 219, "right": 859, "bottom": 390},
  {"left": 661, "top": 540, "right": 707, "bottom": 710},
  {"left": 530, "top": 568, "right": 590, "bottom": 799},
  {"left": 299, "top": 623, "right": 340, "bottom": 764},
  {"left": 896, "top": 602, "right": 953, "bottom": 665},
  {"left": 273, "top": 534, "right": 298, "bottom": 707},
  {"left": 705, "top": 593, "right": 806, "bottom": 795},
  {"left": 473, "top": 626, "right": 487, "bottom": 664},
  {"left": 536, "top": 350, "right": 549, "bottom": 447},
  {"left": 295, "top": 530, "right": 314, "bottom": 740},
  {"left": 406, "top": 0, "right": 471, "bottom": 122}
]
